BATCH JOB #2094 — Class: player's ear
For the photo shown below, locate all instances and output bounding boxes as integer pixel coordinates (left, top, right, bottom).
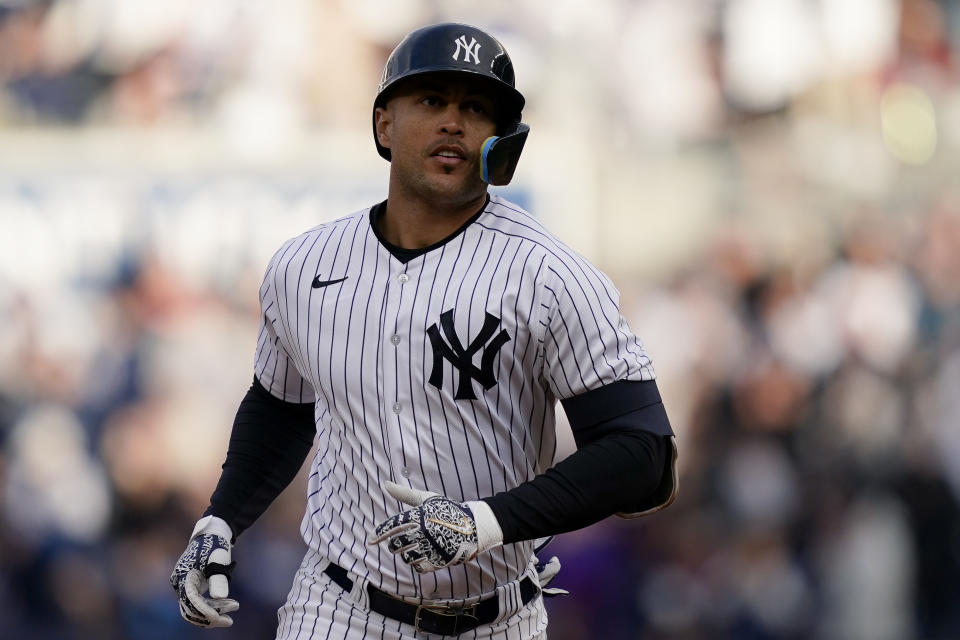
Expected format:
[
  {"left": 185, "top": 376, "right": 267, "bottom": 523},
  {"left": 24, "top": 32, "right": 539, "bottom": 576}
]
[{"left": 374, "top": 107, "right": 392, "bottom": 151}]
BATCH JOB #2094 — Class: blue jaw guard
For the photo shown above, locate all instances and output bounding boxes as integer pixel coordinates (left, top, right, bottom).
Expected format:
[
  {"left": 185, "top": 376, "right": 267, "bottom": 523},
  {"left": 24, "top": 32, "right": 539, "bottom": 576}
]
[{"left": 480, "top": 123, "right": 530, "bottom": 186}]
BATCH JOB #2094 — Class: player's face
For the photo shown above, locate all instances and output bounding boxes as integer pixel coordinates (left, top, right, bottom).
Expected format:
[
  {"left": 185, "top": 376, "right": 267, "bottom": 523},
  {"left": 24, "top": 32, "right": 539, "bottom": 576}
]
[{"left": 375, "top": 75, "right": 498, "bottom": 208}]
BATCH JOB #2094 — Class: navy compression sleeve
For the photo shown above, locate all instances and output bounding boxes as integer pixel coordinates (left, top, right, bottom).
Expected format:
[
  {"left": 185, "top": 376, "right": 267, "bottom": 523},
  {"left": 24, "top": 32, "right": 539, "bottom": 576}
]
[
  {"left": 482, "top": 380, "right": 673, "bottom": 544},
  {"left": 204, "top": 376, "right": 315, "bottom": 539}
]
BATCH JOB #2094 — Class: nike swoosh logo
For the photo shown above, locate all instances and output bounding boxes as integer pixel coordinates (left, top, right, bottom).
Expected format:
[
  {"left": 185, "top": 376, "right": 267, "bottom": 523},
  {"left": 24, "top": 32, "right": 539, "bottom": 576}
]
[
  {"left": 427, "top": 517, "right": 475, "bottom": 537},
  {"left": 312, "top": 275, "right": 348, "bottom": 289}
]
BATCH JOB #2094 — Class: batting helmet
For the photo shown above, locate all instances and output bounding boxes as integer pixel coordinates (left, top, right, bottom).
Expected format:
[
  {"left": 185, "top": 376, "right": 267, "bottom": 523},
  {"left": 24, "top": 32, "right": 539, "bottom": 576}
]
[{"left": 373, "top": 23, "right": 529, "bottom": 186}]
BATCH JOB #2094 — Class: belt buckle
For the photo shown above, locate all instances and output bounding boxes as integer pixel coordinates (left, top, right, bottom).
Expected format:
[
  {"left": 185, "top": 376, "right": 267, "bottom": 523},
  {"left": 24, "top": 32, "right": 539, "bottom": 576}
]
[{"left": 414, "top": 602, "right": 479, "bottom": 635}]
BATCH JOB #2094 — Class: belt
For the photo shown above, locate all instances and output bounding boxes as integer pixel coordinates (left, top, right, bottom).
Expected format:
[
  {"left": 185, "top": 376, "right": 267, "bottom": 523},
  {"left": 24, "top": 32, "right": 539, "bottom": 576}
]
[{"left": 323, "top": 562, "right": 540, "bottom": 636}]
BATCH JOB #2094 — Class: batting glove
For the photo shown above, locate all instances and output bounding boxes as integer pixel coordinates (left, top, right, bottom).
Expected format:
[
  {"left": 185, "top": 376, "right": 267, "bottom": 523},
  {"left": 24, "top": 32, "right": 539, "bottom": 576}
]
[
  {"left": 170, "top": 515, "right": 239, "bottom": 628},
  {"left": 368, "top": 481, "right": 503, "bottom": 573},
  {"left": 534, "top": 555, "right": 569, "bottom": 597}
]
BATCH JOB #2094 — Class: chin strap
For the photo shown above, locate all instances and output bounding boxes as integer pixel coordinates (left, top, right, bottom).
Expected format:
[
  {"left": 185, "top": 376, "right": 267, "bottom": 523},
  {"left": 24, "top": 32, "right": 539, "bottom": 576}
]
[{"left": 480, "top": 123, "right": 530, "bottom": 186}]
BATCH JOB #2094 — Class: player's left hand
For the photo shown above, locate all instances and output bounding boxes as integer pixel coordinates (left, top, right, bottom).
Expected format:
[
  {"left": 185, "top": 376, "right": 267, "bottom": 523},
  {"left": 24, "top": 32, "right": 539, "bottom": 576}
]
[
  {"left": 534, "top": 555, "right": 570, "bottom": 597},
  {"left": 369, "top": 481, "right": 503, "bottom": 573}
]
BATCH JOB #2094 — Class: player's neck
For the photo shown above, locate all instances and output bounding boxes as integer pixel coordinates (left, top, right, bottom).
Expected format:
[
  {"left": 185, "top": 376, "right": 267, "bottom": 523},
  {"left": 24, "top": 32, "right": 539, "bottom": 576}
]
[{"left": 380, "top": 189, "right": 488, "bottom": 250}]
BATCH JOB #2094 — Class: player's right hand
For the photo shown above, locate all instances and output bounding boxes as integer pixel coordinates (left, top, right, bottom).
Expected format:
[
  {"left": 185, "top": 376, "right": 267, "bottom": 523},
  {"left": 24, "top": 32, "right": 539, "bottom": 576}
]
[{"left": 170, "top": 515, "right": 239, "bottom": 628}]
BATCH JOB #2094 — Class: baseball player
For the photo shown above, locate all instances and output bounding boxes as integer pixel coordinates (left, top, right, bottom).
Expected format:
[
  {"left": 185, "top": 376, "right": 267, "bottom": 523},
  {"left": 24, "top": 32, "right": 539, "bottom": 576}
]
[{"left": 170, "top": 23, "right": 677, "bottom": 639}]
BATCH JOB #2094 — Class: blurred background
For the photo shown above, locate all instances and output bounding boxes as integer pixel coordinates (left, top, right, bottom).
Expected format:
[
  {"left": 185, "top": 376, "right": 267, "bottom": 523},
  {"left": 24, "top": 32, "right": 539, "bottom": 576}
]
[{"left": 2, "top": 0, "right": 960, "bottom": 638}]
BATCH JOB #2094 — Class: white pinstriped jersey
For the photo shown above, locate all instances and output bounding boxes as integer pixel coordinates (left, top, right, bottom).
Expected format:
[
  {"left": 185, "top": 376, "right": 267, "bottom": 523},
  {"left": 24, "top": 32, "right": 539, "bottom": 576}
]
[{"left": 254, "top": 193, "right": 656, "bottom": 604}]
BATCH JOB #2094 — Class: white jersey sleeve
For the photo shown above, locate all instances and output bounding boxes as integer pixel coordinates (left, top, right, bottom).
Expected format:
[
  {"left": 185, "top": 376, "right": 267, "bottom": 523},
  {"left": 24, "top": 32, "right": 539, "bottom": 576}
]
[
  {"left": 537, "top": 249, "right": 677, "bottom": 520},
  {"left": 254, "top": 239, "right": 317, "bottom": 404},
  {"left": 539, "top": 252, "right": 655, "bottom": 399}
]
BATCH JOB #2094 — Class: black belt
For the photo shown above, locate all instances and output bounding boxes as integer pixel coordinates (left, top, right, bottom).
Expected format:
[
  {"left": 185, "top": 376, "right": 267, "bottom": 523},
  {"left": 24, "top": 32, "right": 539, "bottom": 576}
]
[{"left": 323, "top": 562, "right": 540, "bottom": 636}]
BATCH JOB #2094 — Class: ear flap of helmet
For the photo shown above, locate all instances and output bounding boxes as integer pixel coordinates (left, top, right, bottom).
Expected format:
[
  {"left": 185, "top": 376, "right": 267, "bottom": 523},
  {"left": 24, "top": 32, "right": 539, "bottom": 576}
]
[{"left": 480, "top": 123, "right": 529, "bottom": 186}]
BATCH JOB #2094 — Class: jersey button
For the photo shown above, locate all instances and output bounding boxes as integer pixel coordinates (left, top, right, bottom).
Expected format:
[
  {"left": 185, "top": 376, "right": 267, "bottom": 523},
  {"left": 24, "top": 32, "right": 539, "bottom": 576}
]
[
  {"left": 392, "top": 402, "right": 402, "bottom": 414},
  {"left": 390, "top": 334, "right": 401, "bottom": 346},
  {"left": 398, "top": 274, "right": 409, "bottom": 284},
  {"left": 400, "top": 467, "right": 411, "bottom": 478}
]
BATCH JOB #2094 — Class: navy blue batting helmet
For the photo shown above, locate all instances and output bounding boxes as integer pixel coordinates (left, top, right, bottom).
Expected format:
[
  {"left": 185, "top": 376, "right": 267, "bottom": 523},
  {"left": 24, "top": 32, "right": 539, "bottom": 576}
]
[{"left": 372, "top": 23, "right": 529, "bottom": 185}]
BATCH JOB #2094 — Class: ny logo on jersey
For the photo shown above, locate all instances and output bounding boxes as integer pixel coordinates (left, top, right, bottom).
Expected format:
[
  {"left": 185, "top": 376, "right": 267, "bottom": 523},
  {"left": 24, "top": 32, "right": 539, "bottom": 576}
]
[
  {"left": 427, "top": 309, "right": 510, "bottom": 400},
  {"left": 452, "top": 35, "right": 481, "bottom": 64}
]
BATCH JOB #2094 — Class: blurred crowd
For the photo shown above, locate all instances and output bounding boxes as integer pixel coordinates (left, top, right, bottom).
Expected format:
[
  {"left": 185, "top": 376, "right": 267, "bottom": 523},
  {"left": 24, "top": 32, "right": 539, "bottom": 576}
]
[
  {"left": 3, "top": 1, "right": 960, "bottom": 639},
  {"left": 567, "top": 198, "right": 960, "bottom": 640}
]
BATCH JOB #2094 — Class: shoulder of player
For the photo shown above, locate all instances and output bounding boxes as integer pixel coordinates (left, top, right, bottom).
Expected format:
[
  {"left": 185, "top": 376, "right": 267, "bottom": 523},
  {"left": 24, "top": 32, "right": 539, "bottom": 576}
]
[
  {"left": 267, "top": 208, "right": 368, "bottom": 269},
  {"left": 481, "top": 194, "right": 549, "bottom": 240},
  {"left": 484, "top": 194, "right": 609, "bottom": 286}
]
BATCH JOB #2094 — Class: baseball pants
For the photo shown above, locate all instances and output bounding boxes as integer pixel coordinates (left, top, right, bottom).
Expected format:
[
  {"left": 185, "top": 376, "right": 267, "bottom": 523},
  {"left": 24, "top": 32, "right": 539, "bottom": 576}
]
[{"left": 276, "top": 550, "right": 548, "bottom": 640}]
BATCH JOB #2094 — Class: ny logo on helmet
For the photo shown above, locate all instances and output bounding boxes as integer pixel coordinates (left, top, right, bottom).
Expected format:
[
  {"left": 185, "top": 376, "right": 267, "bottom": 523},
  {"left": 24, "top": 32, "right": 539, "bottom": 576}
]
[
  {"left": 427, "top": 309, "right": 510, "bottom": 400},
  {"left": 452, "top": 35, "right": 481, "bottom": 64}
]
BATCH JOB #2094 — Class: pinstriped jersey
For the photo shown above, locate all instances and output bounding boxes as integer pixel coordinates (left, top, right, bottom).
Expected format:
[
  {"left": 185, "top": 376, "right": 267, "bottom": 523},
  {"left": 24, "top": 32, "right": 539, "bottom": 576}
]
[{"left": 253, "top": 193, "right": 656, "bottom": 601}]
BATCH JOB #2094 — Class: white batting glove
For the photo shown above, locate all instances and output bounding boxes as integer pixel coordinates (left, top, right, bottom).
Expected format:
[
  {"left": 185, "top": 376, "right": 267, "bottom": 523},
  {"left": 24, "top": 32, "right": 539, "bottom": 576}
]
[
  {"left": 368, "top": 481, "right": 503, "bottom": 573},
  {"left": 532, "top": 536, "right": 569, "bottom": 596},
  {"left": 170, "top": 515, "right": 239, "bottom": 628},
  {"left": 534, "top": 555, "right": 569, "bottom": 597}
]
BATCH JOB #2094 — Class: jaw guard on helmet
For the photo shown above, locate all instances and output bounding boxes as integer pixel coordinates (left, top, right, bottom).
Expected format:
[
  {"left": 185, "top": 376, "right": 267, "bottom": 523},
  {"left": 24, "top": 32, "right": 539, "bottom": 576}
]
[
  {"left": 480, "top": 123, "right": 529, "bottom": 186},
  {"left": 373, "top": 23, "right": 529, "bottom": 186}
]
